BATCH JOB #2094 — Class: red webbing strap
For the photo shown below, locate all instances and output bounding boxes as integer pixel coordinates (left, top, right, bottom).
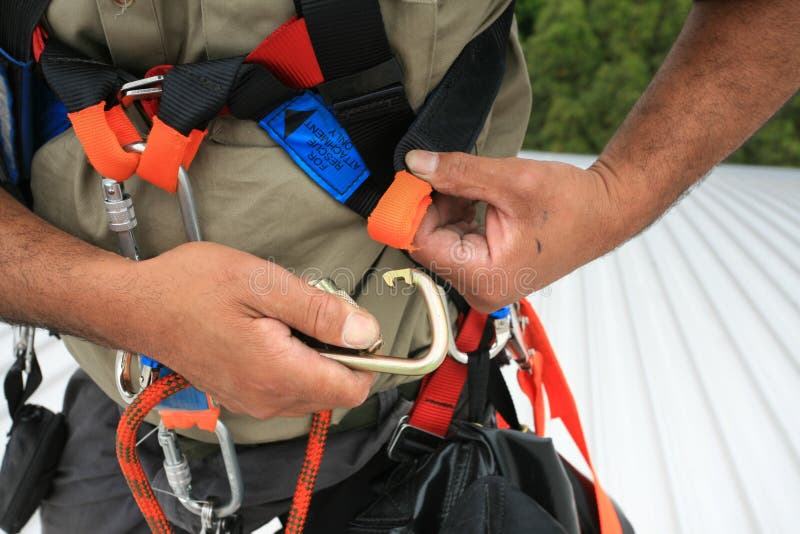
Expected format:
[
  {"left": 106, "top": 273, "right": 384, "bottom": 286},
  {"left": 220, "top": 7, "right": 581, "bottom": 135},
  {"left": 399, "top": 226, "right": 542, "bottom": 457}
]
[
  {"left": 32, "top": 25, "right": 47, "bottom": 62},
  {"left": 406, "top": 357, "right": 466, "bottom": 437},
  {"left": 67, "top": 101, "right": 139, "bottom": 182},
  {"left": 246, "top": 16, "right": 324, "bottom": 89},
  {"left": 516, "top": 299, "right": 623, "bottom": 534},
  {"left": 407, "top": 310, "right": 488, "bottom": 437}
]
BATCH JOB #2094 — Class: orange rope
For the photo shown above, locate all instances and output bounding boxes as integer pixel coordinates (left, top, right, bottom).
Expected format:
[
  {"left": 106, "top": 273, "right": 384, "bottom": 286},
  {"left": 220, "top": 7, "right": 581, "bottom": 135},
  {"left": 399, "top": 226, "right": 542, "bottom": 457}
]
[
  {"left": 116, "top": 373, "right": 189, "bottom": 534},
  {"left": 117, "top": 375, "right": 331, "bottom": 534},
  {"left": 285, "top": 410, "right": 332, "bottom": 534}
]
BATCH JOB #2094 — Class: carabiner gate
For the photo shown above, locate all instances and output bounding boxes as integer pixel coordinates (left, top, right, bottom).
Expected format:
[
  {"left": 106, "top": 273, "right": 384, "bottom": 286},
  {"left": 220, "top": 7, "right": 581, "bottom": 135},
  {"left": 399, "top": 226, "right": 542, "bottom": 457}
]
[
  {"left": 447, "top": 306, "right": 512, "bottom": 364},
  {"left": 320, "top": 269, "right": 450, "bottom": 376},
  {"left": 158, "top": 420, "right": 243, "bottom": 530}
]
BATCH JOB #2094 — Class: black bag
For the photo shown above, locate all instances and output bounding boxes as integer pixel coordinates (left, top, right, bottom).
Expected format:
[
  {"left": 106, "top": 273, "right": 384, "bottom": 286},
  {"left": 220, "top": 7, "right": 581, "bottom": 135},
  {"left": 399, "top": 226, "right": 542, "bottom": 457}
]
[
  {"left": 0, "top": 330, "right": 66, "bottom": 534},
  {"left": 347, "top": 346, "right": 633, "bottom": 534},
  {"left": 347, "top": 422, "right": 634, "bottom": 534}
]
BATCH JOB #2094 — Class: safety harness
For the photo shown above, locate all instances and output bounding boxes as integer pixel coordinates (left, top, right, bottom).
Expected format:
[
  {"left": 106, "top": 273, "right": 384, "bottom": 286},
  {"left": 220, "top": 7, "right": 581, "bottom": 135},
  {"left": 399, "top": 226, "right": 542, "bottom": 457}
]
[{"left": 1, "top": 1, "right": 624, "bottom": 533}]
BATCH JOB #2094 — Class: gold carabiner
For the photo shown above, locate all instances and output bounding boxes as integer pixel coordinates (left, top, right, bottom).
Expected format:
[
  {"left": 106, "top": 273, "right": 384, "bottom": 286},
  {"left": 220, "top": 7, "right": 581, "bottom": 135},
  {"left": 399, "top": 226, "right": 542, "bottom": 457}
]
[{"left": 320, "top": 269, "right": 450, "bottom": 376}]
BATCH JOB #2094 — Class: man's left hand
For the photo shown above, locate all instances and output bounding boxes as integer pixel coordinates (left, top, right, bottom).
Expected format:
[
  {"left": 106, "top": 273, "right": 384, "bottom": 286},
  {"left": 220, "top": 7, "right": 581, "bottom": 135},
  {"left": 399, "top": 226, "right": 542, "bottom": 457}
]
[{"left": 406, "top": 150, "right": 624, "bottom": 312}]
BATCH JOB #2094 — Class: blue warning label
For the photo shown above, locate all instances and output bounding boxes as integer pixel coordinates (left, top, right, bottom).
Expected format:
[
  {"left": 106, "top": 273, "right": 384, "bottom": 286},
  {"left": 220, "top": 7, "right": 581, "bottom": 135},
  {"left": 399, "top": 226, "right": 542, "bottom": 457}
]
[{"left": 260, "top": 91, "right": 369, "bottom": 203}]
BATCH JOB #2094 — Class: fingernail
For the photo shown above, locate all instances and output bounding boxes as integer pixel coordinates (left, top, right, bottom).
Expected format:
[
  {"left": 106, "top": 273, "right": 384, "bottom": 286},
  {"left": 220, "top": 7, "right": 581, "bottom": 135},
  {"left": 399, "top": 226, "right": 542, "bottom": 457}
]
[
  {"left": 343, "top": 311, "right": 380, "bottom": 349},
  {"left": 406, "top": 150, "right": 439, "bottom": 177}
]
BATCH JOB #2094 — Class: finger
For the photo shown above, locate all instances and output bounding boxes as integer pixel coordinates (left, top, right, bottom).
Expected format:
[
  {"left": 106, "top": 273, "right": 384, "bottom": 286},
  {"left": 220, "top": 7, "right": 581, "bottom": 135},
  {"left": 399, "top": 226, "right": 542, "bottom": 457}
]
[
  {"left": 244, "top": 264, "right": 381, "bottom": 350},
  {"left": 277, "top": 333, "right": 376, "bottom": 408},
  {"left": 405, "top": 150, "right": 525, "bottom": 207},
  {"left": 432, "top": 194, "right": 477, "bottom": 226}
]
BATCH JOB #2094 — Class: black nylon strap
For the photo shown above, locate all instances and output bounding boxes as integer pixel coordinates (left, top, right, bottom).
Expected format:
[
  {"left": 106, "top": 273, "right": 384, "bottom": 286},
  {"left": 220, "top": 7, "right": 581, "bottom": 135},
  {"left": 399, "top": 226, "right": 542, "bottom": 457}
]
[
  {"left": 394, "top": 1, "right": 515, "bottom": 170},
  {"left": 4, "top": 345, "right": 42, "bottom": 422},
  {"left": 228, "top": 64, "right": 300, "bottom": 121},
  {"left": 300, "top": 0, "right": 415, "bottom": 218},
  {"left": 339, "top": 87, "right": 414, "bottom": 215},
  {"left": 0, "top": 0, "right": 50, "bottom": 60},
  {"left": 300, "top": 0, "right": 394, "bottom": 81},
  {"left": 158, "top": 57, "right": 245, "bottom": 135},
  {"left": 488, "top": 360, "right": 522, "bottom": 431},
  {"left": 466, "top": 320, "right": 497, "bottom": 422},
  {"left": 39, "top": 39, "right": 126, "bottom": 112}
]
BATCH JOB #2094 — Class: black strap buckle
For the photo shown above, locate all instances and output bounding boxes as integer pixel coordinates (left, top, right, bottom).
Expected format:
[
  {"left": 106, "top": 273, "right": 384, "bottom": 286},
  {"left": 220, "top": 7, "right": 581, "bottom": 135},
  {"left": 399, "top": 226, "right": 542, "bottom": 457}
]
[
  {"left": 317, "top": 57, "right": 405, "bottom": 108},
  {"left": 387, "top": 415, "right": 444, "bottom": 462}
]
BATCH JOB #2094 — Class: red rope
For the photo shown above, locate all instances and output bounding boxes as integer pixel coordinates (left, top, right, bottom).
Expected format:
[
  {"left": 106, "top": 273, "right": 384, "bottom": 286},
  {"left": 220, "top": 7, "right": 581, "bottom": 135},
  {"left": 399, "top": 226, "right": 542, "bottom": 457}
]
[
  {"left": 116, "top": 373, "right": 189, "bottom": 534},
  {"left": 285, "top": 410, "right": 332, "bottom": 534}
]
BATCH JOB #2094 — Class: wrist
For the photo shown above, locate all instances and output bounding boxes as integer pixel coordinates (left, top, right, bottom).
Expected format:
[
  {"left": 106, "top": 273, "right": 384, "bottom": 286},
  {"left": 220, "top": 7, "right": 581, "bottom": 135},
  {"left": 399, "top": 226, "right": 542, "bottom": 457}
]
[
  {"left": 588, "top": 154, "right": 661, "bottom": 248},
  {"left": 64, "top": 251, "right": 147, "bottom": 351}
]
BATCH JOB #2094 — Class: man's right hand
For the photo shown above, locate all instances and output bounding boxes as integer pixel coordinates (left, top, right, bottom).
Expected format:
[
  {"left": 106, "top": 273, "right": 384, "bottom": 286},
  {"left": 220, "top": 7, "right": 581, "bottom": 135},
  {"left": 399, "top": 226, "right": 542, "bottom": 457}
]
[{"left": 125, "top": 241, "right": 379, "bottom": 419}]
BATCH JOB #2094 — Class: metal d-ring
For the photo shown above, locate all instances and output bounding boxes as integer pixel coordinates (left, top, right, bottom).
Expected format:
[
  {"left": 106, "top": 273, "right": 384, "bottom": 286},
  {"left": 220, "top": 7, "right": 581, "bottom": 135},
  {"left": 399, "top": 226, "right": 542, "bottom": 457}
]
[{"left": 320, "top": 269, "right": 450, "bottom": 376}]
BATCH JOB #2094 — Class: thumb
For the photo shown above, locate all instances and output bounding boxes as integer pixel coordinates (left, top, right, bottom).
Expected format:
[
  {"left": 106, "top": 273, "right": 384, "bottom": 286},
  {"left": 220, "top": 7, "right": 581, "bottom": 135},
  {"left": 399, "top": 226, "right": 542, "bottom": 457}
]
[
  {"left": 405, "top": 150, "right": 519, "bottom": 206},
  {"left": 248, "top": 266, "right": 381, "bottom": 351}
]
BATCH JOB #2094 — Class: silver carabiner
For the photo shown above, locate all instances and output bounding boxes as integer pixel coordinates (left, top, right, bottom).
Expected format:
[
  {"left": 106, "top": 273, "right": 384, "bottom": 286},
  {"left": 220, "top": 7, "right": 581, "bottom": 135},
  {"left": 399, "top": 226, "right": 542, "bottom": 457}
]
[
  {"left": 447, "top": 306, "right": 512, "bottom": 364},
  {"left": 119, "top": 75, "right": 164, "bottom": 100},
  {"left": 319, "top": 269, "right": 450, "bottom": 376},
  {"left": 507, "top": 302, "right": 537, "bottom": 370},
  {"left": 12, "top": 325, "right": 35, "bottom": 373},
  {"left": 106, "top": 142, "right": 203, "bottom": 403},
  {"left": 158, "top": 421, "right": 243, "bottom": 528}
]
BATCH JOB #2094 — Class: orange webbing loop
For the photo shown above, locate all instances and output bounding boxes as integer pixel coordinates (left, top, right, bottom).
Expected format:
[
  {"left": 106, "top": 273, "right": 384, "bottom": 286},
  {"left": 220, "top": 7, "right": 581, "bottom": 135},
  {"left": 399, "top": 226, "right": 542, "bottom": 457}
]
[
  {"left": 117, "top": 373, "right": 191, "bottom": 534},
  {"left": 367, "top": 170, "right": 432, "bottom": 250},
  {"left": 285, "top": 410, "right": 332, "bottom": 534},
  {"left": 105, "top": 105, "right": 142, "bottom": 147},
  {"left": 246, "top": 16, "right": 324, "bottom": 89},
  {"left": 136, "top": 117, "right": 190, "bottom": 193},
  {"left": 159, "top": 401, "right": 220, "bottom": 433},
  {"left": 67, "top": 102, "right": 139, "bottom": 182},
  {"left": 516, "top": 299, "right": 623, "bottom": 534},
  {"left": 181, "top": 129, "right": 207, "bottom": 170}
]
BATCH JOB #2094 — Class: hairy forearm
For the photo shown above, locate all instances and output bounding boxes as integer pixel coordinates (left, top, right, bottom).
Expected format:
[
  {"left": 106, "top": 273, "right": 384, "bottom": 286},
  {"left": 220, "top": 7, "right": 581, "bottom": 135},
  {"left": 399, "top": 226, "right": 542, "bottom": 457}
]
[
  {"left": 595, "top": 0, "right": 800, "bottom": 241},
  {"left": 0, "top": 188, "right": 136, "bottom": 347}
]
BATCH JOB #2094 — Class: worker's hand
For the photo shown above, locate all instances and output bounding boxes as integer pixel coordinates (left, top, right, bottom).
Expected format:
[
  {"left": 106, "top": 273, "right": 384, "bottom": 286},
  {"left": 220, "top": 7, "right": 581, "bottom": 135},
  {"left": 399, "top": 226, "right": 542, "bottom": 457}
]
[
  {"left": 407, "top": 150, "right": 625, "bottom": 312},
  {"left": 126, "top": 241, "right": 378, "bottom": 418}
]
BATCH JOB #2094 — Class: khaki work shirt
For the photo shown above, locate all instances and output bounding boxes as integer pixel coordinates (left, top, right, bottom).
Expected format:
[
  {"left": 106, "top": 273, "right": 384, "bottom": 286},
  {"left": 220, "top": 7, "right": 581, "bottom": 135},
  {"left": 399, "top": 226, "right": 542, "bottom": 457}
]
[{"left": 31, "top": 0, "right": 531, "bottom": 443}]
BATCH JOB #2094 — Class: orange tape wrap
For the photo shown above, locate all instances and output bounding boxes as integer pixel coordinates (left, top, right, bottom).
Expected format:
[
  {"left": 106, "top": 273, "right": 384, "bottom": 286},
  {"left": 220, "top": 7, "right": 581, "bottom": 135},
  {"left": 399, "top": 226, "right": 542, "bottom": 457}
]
[
  {"left": 68, "top": 102, "right": 139, "bottom": 182},
  {"left": 159, "top": 403, "right": 220, "bottom": 434},
  {"left": 105, "top": 105, "right": 142, "bottom": 147},
  {"left": 367, "top": 170, "right": 432, "bottom": 250},
  {"left": 136, "top": 117, "right": 189, "bottom": 193}
]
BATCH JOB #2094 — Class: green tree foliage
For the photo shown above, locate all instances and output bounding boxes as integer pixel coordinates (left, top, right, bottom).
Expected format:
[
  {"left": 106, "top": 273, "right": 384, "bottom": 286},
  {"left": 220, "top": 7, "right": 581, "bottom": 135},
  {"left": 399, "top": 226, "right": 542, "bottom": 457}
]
[{"left": 518, "top": 0, "right": 800, "bottom": 166}]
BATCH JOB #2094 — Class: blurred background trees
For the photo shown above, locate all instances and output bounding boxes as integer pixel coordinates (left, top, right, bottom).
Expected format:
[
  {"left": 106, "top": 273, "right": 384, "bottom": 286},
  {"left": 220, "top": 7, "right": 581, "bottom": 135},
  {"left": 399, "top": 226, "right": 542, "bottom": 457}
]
[{"left": 516, "top": 0, "right": 800, "bottom": 166}]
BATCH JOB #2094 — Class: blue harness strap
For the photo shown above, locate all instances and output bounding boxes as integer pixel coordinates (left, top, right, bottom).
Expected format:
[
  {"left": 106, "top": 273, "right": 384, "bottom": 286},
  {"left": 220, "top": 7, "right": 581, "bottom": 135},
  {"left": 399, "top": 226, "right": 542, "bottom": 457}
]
[{"left": 0, "top": 0, "right": 67, "bottom": 196}]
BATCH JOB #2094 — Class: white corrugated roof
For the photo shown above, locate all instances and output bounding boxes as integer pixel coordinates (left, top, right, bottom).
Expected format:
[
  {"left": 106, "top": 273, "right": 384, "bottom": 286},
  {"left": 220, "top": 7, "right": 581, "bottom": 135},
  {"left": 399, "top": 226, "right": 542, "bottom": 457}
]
[
  {"left": 510, "top": 152, "right": 800, "bottom": 534},
  {"left": 2, "top": 153, "right": 798, "bottom": 534}
]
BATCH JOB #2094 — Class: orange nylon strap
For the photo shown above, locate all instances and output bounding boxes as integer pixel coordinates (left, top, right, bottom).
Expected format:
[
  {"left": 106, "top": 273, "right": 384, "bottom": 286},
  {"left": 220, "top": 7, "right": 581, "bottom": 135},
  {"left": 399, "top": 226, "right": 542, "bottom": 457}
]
[
  {"left": 67, "top": 102, "right": 139, "bottom": 182},
  {"left": 105, "top": 105, "right": 142, "bottom": 147},
  {"left": 516, "top": 299, "right": 623, "bottom": 534},
  {"left": 367, "top": 170, "right": 432, "bottom": 250},
  {"left": 181, "top": 129, "right": 207, "bottom": 170},
  {"left": 136, "top": 117, "right": 190, "bottom": 193},
  {"left": 159, "top": 402, "right": 220, "bottom": 433}
]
